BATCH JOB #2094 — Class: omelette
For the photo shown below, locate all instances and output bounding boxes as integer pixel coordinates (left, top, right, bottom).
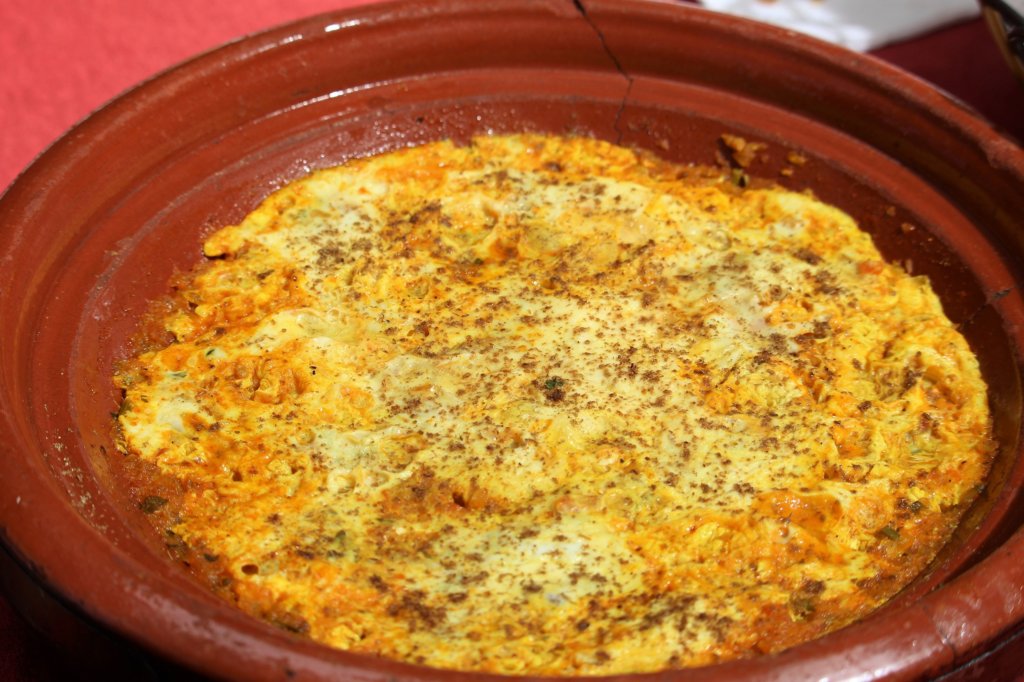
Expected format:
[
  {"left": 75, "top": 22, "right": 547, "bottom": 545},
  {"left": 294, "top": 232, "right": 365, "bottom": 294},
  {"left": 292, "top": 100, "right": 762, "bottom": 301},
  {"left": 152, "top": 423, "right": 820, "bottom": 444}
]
[{"left": 114, "top": 134, "right": 994, "bottom": 675}]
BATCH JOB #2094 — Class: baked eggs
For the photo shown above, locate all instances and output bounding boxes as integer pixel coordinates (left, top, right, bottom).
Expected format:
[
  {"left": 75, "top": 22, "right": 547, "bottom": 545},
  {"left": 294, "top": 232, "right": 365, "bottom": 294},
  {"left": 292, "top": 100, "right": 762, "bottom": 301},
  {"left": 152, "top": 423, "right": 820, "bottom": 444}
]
[{"left": 114, "top": 134, "right": 993, "bottom": 675}]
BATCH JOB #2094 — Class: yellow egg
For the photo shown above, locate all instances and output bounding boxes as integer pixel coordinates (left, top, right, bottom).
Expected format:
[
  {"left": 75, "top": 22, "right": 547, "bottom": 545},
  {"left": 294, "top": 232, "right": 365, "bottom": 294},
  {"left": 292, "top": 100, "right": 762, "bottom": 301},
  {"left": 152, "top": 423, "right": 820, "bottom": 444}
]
[{"left": 114, "top": 134, "right": 993, "bottom": 675}]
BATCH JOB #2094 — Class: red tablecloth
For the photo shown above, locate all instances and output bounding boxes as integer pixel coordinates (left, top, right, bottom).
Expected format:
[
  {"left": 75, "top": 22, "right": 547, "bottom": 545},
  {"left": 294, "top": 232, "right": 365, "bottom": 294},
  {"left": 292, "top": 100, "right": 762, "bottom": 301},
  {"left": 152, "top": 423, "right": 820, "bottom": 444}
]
[{"left": 2, "top": 1, "right": 1023, "bottom": 680}]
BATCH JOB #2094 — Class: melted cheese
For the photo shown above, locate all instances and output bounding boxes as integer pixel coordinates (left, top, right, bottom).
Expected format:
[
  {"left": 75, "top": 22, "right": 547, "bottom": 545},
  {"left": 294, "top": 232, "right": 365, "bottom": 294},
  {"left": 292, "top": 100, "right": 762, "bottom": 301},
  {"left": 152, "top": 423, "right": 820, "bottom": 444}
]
[{"left": 115, "top": 134, "right": 993, "bottom": 675}]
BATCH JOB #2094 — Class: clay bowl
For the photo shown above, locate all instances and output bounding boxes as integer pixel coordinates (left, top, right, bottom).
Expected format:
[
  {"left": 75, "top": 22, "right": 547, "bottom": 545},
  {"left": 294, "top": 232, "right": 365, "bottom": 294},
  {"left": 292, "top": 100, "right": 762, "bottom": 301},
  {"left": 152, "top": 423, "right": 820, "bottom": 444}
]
[{"left": 2, "top": 0, "right": 1024, "bottom": 679}]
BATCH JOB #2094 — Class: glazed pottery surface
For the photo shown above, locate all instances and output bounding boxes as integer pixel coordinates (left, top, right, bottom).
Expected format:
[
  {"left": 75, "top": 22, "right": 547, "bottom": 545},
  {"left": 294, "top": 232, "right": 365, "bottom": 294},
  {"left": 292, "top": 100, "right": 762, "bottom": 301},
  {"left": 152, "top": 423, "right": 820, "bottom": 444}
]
[{"left": 2, "top": 1, "right": 1024, "bottom": 679}]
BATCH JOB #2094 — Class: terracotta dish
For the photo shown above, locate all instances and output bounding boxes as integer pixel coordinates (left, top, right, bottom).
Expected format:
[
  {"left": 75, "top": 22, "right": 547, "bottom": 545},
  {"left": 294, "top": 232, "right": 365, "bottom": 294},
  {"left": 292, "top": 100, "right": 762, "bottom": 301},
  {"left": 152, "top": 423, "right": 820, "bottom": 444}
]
[{"left": 2, "top": 0, "right": 1024, "bottom": 679}]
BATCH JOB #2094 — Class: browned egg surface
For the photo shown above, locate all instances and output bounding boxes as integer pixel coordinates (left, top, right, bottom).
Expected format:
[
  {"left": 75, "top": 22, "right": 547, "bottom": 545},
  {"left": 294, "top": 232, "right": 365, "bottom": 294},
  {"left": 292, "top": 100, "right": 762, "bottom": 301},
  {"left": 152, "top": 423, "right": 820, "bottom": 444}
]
[{"left": 115, "top": 134, "right": 993, "bottom": 675}]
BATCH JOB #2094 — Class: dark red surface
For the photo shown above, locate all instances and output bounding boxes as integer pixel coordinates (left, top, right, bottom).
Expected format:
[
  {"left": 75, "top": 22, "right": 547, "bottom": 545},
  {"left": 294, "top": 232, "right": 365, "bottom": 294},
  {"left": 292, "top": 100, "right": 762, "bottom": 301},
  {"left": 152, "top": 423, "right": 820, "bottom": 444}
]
[
  {"left": 872, "top": 15, "right": 1024, "bottom": 143},
  {"left": 0, "top": 596, "right": 77, "bottom": 682},
  {"left": 1, "top": 1, "right": 1023, "bottom": 680}
]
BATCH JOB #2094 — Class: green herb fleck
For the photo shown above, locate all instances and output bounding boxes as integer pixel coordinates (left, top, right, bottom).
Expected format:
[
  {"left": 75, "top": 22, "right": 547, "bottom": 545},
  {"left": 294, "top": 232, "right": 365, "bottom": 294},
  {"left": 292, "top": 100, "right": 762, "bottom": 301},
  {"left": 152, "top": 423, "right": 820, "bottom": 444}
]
[
  {"left": 326, "top": 530, "right": 348, "bottom": 559},
  {"left": 114, "top": 399, "right": 132, "bottom": 418},
  {"left": 541, "top": 376, "right": 566, "bottom": 402},
  {"left": 544, "top": 377, "right": 565, "bottom": 391},
  {"left": 789, "top": 595, "right": 816, "bottom": 620},
  {"left": 139, "top": 495, "right": 168, "bottom": 514}
]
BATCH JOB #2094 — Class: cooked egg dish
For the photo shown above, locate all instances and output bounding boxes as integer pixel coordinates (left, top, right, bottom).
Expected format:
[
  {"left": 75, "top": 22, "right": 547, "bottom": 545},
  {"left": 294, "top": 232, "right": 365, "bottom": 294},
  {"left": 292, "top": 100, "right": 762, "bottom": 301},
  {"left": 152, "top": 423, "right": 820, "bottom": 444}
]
[{"left": 115, "top": 134, "right": 993, "bottom": 675}]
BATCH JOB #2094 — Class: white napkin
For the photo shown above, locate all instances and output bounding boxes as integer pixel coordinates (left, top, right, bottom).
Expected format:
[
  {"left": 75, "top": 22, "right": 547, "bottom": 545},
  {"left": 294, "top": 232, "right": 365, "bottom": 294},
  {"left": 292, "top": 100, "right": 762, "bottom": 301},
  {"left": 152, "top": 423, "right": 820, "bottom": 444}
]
[{"left": 698, "top": 0, "right": 981, "bottom": 52}]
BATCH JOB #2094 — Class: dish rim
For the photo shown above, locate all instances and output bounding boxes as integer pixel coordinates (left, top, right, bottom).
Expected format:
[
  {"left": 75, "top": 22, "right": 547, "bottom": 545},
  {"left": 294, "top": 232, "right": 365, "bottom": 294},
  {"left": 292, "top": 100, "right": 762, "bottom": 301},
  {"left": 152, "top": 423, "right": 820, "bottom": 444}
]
[{"left": 1, "top": 1, "right": 1024, "bottom": 679}]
